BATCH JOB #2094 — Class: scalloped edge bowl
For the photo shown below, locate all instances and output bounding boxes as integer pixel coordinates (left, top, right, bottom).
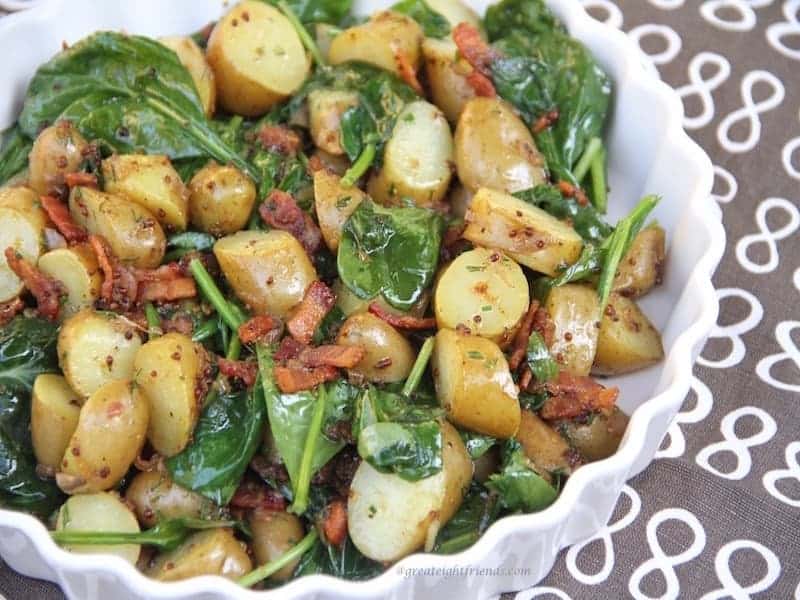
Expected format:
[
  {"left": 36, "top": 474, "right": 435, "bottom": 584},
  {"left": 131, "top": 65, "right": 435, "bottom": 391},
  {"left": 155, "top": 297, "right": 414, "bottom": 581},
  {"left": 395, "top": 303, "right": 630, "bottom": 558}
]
[{"left": 0, "top": 1, "right": 725, "bottom": 598}]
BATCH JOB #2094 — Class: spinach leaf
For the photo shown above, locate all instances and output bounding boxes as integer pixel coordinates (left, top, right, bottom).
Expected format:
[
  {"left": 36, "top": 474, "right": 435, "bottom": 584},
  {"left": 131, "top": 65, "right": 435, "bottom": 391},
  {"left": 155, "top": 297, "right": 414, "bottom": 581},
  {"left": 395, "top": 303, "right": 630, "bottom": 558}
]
[
  {"left": 166, "top": 386, "right": 266, "bottom": 505},
  {"left": 486, "top": 440, "right": 557, "bottom": 512},
  {"left": 164, "top": 231, "right": 215, "bottom": 262},
  {"left": 392, "top": 0, "right": 450, "bottom": 38},
  {"left": 434, "top": 483, "right": 501, "bottom": 554},
  {"left": 338, "top": 200, "right": 443, "bottom": 311},
  {"left": 526, "top": 331, "right": 558, "bottom": 383},
  {"left": 294, "top": 536, "right": 383, "bottom": 580},
  {"left": 460, "top": 431, "right": 496, "bottom": 460},
  {"left": 0, "top": 125, "right": 32, "bottom": 186},
  {"left": 262, "top": 0, "right": 353, "bottom": 26},
  {"left": 0, "top": 317, "right": 64, "bottom": 517},
  {"left": 321, "top": 377, "right": 360, "bottom": 440},
  {"left": 484, "top": 0, "right": 559, "bottom": 36},
  {"left": 18, "top": 32, "right": 257, "bottom": 181}
]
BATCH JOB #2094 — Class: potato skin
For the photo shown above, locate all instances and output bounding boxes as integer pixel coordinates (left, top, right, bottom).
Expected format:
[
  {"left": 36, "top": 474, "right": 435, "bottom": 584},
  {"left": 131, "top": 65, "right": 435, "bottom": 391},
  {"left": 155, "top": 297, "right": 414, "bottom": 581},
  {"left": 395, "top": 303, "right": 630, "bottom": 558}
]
[
  {"left": 0, "top": 186, "right": 48, "bottom": 232},
  {"left": 592, "top": 293, "right": 664, "bottom": 375},
  {"left": 207, "top": 1, "right": 310, "bottom": 116},
  {"left": 57, "top": 379, "right": 149, "bottom": 494},
  {"left": 432, "top": 329, "right": 520, "bottom": 438},
  {"left": 125, "top": 470, "right": 214, "bottom": 528},
  {"left": 425, "top": 0, "right": 483, "bottom": 32},
  {"left": 308, "top": 89, "right": 359, "bottom": 155},
  {"left": 189, "top": 163, "right": 256, "bottom": 237},
  {"left": 249, "top": 509, "right": 305, "bottom": 581},
  {"left": 435, "top": 247, "right": 529, "bottom": 347},
  {"left": 102, "top": 154, "right": 189, "bottom": 231},
  {"left": 28, "top": 121, "right": 88, "bottom": 197},
  {"left": 37, "top": 243, "right": 101, "bottom": 318},
  {"left": 159, "top": 36, "right": 216, "bottom": 117},
  {"left": 348, "top": 421, "right": 471, "bottom": 562},
  {"left": 31, "top": 374, "right": 81, "bottom": 470},
  {"left": 0, "top": 207, "right": 43, "bottom": 302},
  {"left": 133, "top": 333, "right": 204, "bottom": 457},
  {"left": 558, "top": 407, "right": 629, "bottom": 462},
  {"left": 69, "top": 186, "right": 166, "bottom": 269},
  {"left": 422, "top": 38, "right": 475, "bottom": 124},
  {"left": 214, "top": 230, "right": 317, "bottom": 318},
  {"left": 613, "top": 225, "right": 666, "bottom": 298},
  {"left": 313, "top": 170, "right": 367, "bottom": 252},
  {"left": 546, "top": 284, "right": 601, "bottom": 377},
  {"left": 146, "top": 528, "right": 252, "bottom": 581},
  {"left": 515, "top": 410, "right": 575, "bottom": 481},
  {"left": 58, "top": 309, "right": 143, "bottom": 399},
  {"left": 336, "top": 312, "right": 415, "bottom": 383}
]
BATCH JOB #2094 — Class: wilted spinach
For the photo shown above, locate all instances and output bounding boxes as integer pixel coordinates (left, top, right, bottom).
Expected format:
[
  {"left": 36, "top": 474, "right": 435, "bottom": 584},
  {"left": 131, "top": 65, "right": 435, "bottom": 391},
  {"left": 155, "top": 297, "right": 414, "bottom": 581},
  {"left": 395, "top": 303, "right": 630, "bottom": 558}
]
[
  {"left": 392, "top": 0, "right": 450, "bottom": 38},
  {"left": 294, "top": 536, "right": 383, "bottom": 580},
  {"left": 434, "top": 483, "right": 501, "bottom": 554},
  {"left": 460, "top": 431, "right": 496, "bottom": 460},
  {"left": 486, "top": 440, "right": 557, "bottom": 513},
  {"left": 262, "top": 0, "right": 353, "bottom": 26},
  {"left": 526, "top": 331, "right": 558, "bottom": 383},
  {"left": 0, "top": 125, "right": 32, "bottom": 186}
]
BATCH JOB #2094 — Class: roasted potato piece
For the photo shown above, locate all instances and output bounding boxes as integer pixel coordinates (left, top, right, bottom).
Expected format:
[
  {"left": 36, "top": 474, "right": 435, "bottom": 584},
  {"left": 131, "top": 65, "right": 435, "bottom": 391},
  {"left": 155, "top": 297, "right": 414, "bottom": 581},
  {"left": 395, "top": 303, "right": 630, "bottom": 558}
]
[
  {"left": 313, "top": 169, "right": 366, "bottom": 251},
  {"left": 102, "top": 154, "right": 189, "bottom": 231},
  {"left": 125, "top": 470, "right": 215, "bottom": 528},
  {"left": 613, "top": 225, "right": 666, "bottom": 298},
  {"left": 464, "top": 187, "right": 584, "bottom": 277},
  {"left": 188, "top": 163, "right": 256, "bottom": 237},
  {"left": 159, "top": 36, "right": 216, "bottom": 117},
  {"left": 546, "top": 284, "right": 601, "bottom": 377},
  {"left": 58, "top": 309, "right": 142, "bottom": 399},
  {"left": 31, "top": 374, "right": 81, "bottom": 470},
  {"left": 592, "top": 293, "right": 664, "bottom": 375},
  {"left": 134, "top": 333, "right": 204, "bottom": 457},
  {"left": 37, "top": 244, "right": 101, "bottom": 318},
  {"left": 332, "top": 278, "right": 428, "bottom": 319},
  {"left": 57, "top": 379, "right": 149, "bottom": 494},
  {"left": 368, "top": 100, "right": 454, "bottom": 208},
  {"left": 435, "top": 247, "right": 529, "bottom": 347},
  {"left": 432, "top": 329, "right": 520, "bottom": 438},
  {"left": 0, "top": 186, "right": 48, "bottom": 232},
  {"left": 426, "top": 0, "right": 483, "bottom": 32},
  {"left": 69, "top": 186, "right": 166, "bottom": 269},
  {"left": 207, "top": 0, "right": 311, "bottom": 116},
  {"left": 0, "top": 207, "right": 43, "bottom": 302},
  {"left": 336, "top": 312, "right": 415, "bottom": 383},
  {"left": 315, "top": 23, "right": 339, "bottom": 62},
  {"left": 515, "top": 410, "right": 575, "bottom": 481},
  {"left": 348, "top": 421, "right": 471, "bottom": 562},
  {"left": 455, "top": 97, "right": 547, "bottom": 194},
  {"left": 249, "top": 509, "right": 305, "bottom": 581},
  {"left": 27, "top": 121, "right": 88, "bottom": 197},
  {"left": 56, "top": 492, "right": 141, "bottom": 565},
  {"left": 308, "top": 89, "right": 359, "bottom": 155},
  {"left": 146, "top": 528, "right": 252, "bottom": 582},
  {"left": 558, "top": 407, "right": 629, "bottom": 462},
  {"left": 311, "top": 149, "right": 350, "bottom": 176},
  {"left": 422, "top": 38, "right": 475, "bottom": 124},
  {"left": 329, "top": 11, "right": 423, "bottom": 76}
]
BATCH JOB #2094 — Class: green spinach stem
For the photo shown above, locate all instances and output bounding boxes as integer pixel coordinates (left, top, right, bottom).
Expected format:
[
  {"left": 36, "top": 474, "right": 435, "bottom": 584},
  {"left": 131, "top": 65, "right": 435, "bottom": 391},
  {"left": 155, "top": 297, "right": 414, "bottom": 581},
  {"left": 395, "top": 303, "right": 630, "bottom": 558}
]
[
  {"left": 226, "top": 333, "right": 242, "bottom": 361},
  {"left": 572, "top": 136, "right": 602, "bottom": 182},
  {"left": 189, "top": 259, "right": 245, "bottom": 331},
  {"left": 402, "top": 336, "right": 435, "bottom": 396},
  {"left": 590, "top": 146, "right": 608, "bottom": 213},
  {"left": 289, "top": 384, "right": 327, "bottom": 515},
  {"left": 238, "top": 529, "right": 318, "bottom": 587},
  {"left": 341, "top": 143, "right": 376, "bottom": 187},
  {"left": 144, "top": 302, "right": 162, "bottom": 339},
  {"left": 277, "top": 0, "right": 327, "bottom": 67}
]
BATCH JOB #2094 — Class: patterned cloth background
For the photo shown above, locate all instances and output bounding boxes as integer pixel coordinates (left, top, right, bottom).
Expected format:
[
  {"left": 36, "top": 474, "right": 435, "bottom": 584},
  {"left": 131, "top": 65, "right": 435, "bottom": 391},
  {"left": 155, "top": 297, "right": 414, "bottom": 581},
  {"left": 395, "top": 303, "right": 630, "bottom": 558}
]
[{"left": 1, "top": 1, "right": 799, "bottom": 599}]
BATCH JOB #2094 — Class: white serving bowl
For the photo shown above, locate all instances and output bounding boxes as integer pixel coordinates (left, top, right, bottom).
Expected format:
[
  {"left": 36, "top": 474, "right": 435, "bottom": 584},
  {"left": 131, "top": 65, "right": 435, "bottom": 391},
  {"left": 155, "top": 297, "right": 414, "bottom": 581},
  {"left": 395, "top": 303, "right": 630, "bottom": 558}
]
[{"left": 0, "top": 1, "right": 725, "bottom": 598}]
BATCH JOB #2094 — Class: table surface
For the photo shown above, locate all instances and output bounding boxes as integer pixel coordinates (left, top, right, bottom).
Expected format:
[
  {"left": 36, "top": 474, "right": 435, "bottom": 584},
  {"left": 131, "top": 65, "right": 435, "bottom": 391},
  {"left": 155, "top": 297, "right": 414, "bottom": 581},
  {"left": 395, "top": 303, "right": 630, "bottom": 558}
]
[{"left": 1, "top": 1, "right": 799, "bottom": 599}]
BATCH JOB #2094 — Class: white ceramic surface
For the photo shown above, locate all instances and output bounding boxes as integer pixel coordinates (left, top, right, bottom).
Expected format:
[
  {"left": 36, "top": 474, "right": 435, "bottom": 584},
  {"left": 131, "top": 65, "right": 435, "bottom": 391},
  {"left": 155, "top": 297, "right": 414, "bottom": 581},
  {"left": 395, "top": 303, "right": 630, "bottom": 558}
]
[{"left": 0, "top": 1, "right": 725, "bottom": 598}]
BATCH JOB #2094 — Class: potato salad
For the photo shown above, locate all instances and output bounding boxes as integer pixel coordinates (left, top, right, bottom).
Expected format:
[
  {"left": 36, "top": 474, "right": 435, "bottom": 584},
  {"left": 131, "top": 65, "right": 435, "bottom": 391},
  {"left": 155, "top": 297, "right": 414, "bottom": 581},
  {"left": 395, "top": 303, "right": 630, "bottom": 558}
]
[{"left": 0, "top": 0, "right": 666, "bottom": 587}]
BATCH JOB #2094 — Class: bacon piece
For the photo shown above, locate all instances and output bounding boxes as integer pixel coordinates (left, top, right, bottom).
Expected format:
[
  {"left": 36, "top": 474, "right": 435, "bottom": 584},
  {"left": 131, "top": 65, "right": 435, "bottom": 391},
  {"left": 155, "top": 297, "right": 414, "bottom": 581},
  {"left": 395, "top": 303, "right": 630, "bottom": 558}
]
[
  {"left": 306, "top": 154, "right": 326, "bottom": 174},
  {"left": 259, "top": 189, "right": 323, "bottom": 255},
  {"left": 218, "top": 357, "right": 258, "bottom": 387},
  {"left": 274, "top": 364, "right": 338, "bottom": 393},
  {"left": 322, "top": 499, "right": 347, "bottom": 547},
  {"left": 89, "top": 235, "right": 138, "bottom": 310},
  {"left": 394, "top": 50, "right": 424, "bottom": 96},
  {"left": 286, "top": 280, "right": 336, "bottom": 344},
  {"left": 508, "top": 299, "right": 541, "bottom": 371},
  {"left": 540, "top": 372, "right": 619, "bottom": 421},
  {"left": 258, "top": 124, "right": 302, "bottom": 155},
  {"left": 4, "top": 248, "right": 64, "bottom": 320},
  {"left": 299, "top": 344, "right": 365, "bottom": 369},
  {"left": 274, "top": 336, "right": 306, "bottom": 362},
  {"left": 453, "top": 23, "right": 498, "bottom": 77},
  {"left": 231, "top": 478, "right": 287, "bottom": 512},
  {"left": 532, "top": 109, "right": 559, "bottom": 134},
  {"left": 368, "top": 302, "right": 436, "bottom": 330},
  {"left": 557, "top": 180, "right": 589, "bottom": 207},
  {"left": 64, "top": 172, "right": 99, "bottom": 189},
  {"left": 532, "top": 304, "right": 555, "bottom": 348},
  {"left": 0, "top": 297, "right": 25, "bottom": 326},
  {"left": 40, "top": 195, "right": 87, "bottom": 243},
  {"left": 466, "top": 70, "right": 496, "bottom": 97},
  {"left": 137, "top": 277, "right": 196, "bottom": 303},
  {"left": 161, "top": 315, "right": 194, "bottom": 336},
  {"left": 440, "top": 222, "right": 470, "bottom": 262},
  {"left": 238, "top": 315, "right": 282, "bottom": 345}
]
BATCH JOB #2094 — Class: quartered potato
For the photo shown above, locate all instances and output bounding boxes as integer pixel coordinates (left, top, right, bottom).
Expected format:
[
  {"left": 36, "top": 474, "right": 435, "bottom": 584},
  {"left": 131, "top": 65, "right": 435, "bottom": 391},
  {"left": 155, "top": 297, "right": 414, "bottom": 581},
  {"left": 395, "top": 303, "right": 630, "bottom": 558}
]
[
  {"left": 188, "top": 163, "right": 256, "bottom": 237},
  {"left": 56, "top": 492, "right": 141, "bottom": 565},
  {"left": 337, "top": 312, "right": 415, "bottom": 383},
  {"left": 546, "top": 284, "right": 601, "bottom": 377},
  {"left": 455, "top": 97, "right": 547, "bottom": 194},
  {"left": 58, "top": 309, "right": 143, "bottom": 399},
  {"left": 214, "top": 230, "right": 317, "bottom": 318},
  {"left": 593, "top": 293, "right": 664, "bottom": 375},
  {"left": 37, "top": 243, "right": 102, "bottom": 318},
  {"left": 464, "top": 187, "right": 584, "bottom": 276},
  {"left": 367, "top": 100, "right": 454, "bottom": 208},
  {"left": 308, "top": 89, "right": 359, "bottom": 155},
  {"left": 125, "top": 470, "right": 215, "bottom": 528},
  {"left": 613, "top": 225, "right": 666, "bottom": 298},
  {"left": 422, "top": 38, "right": 475, "bottom": 124},
  {"left": 207, "top": 0, "right": 310, "bottom": 116},
  {"left": 435, "top": 247, "right": 529, "bottom": 346},
  {"left": 313, "top": 170, "right": 367, "bottom": 252},
  {"left": 146, "top": 528, "right": 252, "bottom": 581},
  {"left": 0, "top": 207, "right": 43, "bottom": 302},
  {"left": 159, "top": 36, "right": 216, "bottom": 117},
  {"left": 69, "top": 186, "right": 166, "bottom": 269},
  {"left": 558, "top": 407, "right": 629, "bottom": 462},
  {"left": 249, "top": 509, "right": 305, "bottom": 581},
  {"left": 329, "top": 11, "right": 423, "bottom": 76},
  {"left": 134, "top": 333, "right": 204, "bottom": 457},
  {"left": 348, "top": 421, "right": 472, "bottom": 562},
  {"left": 31, "top": 374, "right": 81, "bottom": 470},
  {"left": 102, "top": 154, "right": 189, "bottom": 231},
  {"left": 57, "top": 379, "right": 149, "bottom": 494},
  {"left": 432, "top": 328, "right": 520, "bottom": 438},
  {"left": 515, "top": 410, "right": 575, "bottom": 481},
  {"left": 0, "top": 186, "right": 48, "bottom": 232},
  {"left": 27, "top": 121, "right": 88, "bottom": 197}
]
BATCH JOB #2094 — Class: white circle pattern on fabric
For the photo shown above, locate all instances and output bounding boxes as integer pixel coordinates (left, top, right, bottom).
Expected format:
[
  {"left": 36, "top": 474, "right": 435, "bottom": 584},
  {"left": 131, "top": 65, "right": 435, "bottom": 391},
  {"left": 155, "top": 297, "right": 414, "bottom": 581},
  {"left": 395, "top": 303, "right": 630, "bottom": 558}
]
[
  {"left": 735, "top": 198, "right": 800, "bottom": 274},
  {"left": 512, "top": 588, "right": 574, "bottom": 600},
  {"left": 580, "top": 0, "right": 624, "bottom": 28},
  {"left": 627, "top": 24, "right": 682, "bottom": 77},
  {"left": 656, "top": 376, "right": 714, "bottom": 459},
  {"left": 697, "top": 288, "right": 764, "bottom": 369},
  {"left": 755, "top": 321, "right": 800, "bottom": 392},
  {"left": 782, "top": 136, "right": 800, "bottom": 180},
  {"left": 695, "top": 407, "right": 778, "bottom": 480},
  {"left": 699, "top": 540, "right": 781, "bottom": 600},
  {"left": 648, "top": 0, "right": 685, "bottom": 8},
  {"left": 711, "top": 165, "right": 738, "bottom": 203},
  {"left": 675, "top": 52, "right": 732, "bottom": 130},
  {"left": 794, "top": 267, "right": 800, "bottom": 292},
  {"left": 716, "top": 70, "right": 785, "bottom": 153},
  {"left": 763, "top": 441, "right": 800, "bottom": 507},
  {"left": 628, "top": 509, "right": 706, "bottom": 600},
  {"left": 565, "top": 486, "right": 642, "bottom": 585},
  {"left": 700, "top": 0, "right": 758, "bottom": 31},
  {"left": 766, "top": 0, "right": 800, "bottom": 60}
]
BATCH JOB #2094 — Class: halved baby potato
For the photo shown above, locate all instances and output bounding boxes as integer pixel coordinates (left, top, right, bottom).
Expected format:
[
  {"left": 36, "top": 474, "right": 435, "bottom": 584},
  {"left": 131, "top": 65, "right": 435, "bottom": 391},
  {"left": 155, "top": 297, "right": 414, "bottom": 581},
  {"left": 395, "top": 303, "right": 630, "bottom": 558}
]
[
  {"left": 0, "top": 186, "right": 48, "bottom": 232},
  {"left": 146, "top": 528, "right": 252, "bottom": 581},
  {"left": 27, "top": 121, "right": 88, "bottom": 197},
  {"left": 37, "top": 243, "right": 101, "bottom": 318},
  {"left": 558, "top": 406, "right": 629, "bottom": 462},
  {"left": 308, "top": 89, "right": 359, "bottom": 156},
  {"left": 613, "top": 225, "right": 666, "bottom": 298},
  {"left": 336, "top": 312, "right": 415, "bottom": 383},
  {"left": 159, "top": 36, "right": 217, "bottom": 117},
  {"left": 422, "top": 38, "right": 475, "bottom": 124},
  {"left": 31, "top": 374, "right": 82, "bottom": 470},
  {"left": 0, "top": 206, "right": 43, "bottom": 302},
  {"left": 545, "top": 284, "right": 601, "bottom": 377},
  {"left": 125, "top": 470, "right": 215, "bottom": 529},
  {"left": 189, "top": 163, "right": 257, "bottom": 237},
  {"left": 249, "top": 509, "right": 306, "bottom": 581},
  {"left": 515, "top": 409, "right": 575, "bottom": 482},
  {"left": 313, "top": 169, "right": 367, "bottom": 252}
]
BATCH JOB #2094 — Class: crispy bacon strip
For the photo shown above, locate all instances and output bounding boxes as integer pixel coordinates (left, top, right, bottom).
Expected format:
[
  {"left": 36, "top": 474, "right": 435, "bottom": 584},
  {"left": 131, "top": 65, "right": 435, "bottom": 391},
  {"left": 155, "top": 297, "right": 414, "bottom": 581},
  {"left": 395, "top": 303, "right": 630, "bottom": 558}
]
[
  {"left": 64, "top": 172, "right": 99, "bottom": 189},
  {"left": 368, "top": 302, "right": 436, "bottom": 330},
  {"left": 540, "top": 372, "right": 619, "bottom": 421},
  {"left": 138, "top": 277, "right": 196, "bottom": 303},
  {"left": 218, "top": 357, "right": 258, "bottom": 388},
  {"left": 274, "top": 336, "right": 306, "bottom": 362},
  {"left": 508, "top": 299, "right": 541, "bottom": 371},
  {"left": 238, "top": 315, "right": 282, "bottom": 345},
  {"left": 322, "top": 499, "right": 348, "bottom": 547},
  {"left": 258, "top": 124, "right": 301, "bottom": 155},
  {"left": 557, "top": 180, "right": 589, "bottom": 207},
  {"left": 299, "top": 344, "right": 365, "bottom": 369},
  {"left": 532, "top": 109, "right": 560, "bottom": 134},
  {"left": 286, "top": 280, "right": 336, "bottom": 344},
  {"left": 4, "top": 248, "right": 64, "bottom": 320},
  {"left": 394, "top": 49, "right": 424, "bottom": 96},
  {"left": 231, "top": 479, "right": 287, "bottom": 512},
  {"left": 259, "top": 189, "right": 323, "bottom": 255},
  {"left": 0, "top": 297, "right": 25, "bottom": 326},
  {"left": 89, "top": 235, "right": 138, "bottom": 310},
  {"left": 40, "top": 195, "right": 87, "bottom": 243},
  {"left": 453, "top": 22, "right": 498, "bottom": 96},
  {"left": 274, "top": 364, "right": 339, "bottom": 393},
  {"left": 466, "top": 70, "right": 497, "bottom": 97}
]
